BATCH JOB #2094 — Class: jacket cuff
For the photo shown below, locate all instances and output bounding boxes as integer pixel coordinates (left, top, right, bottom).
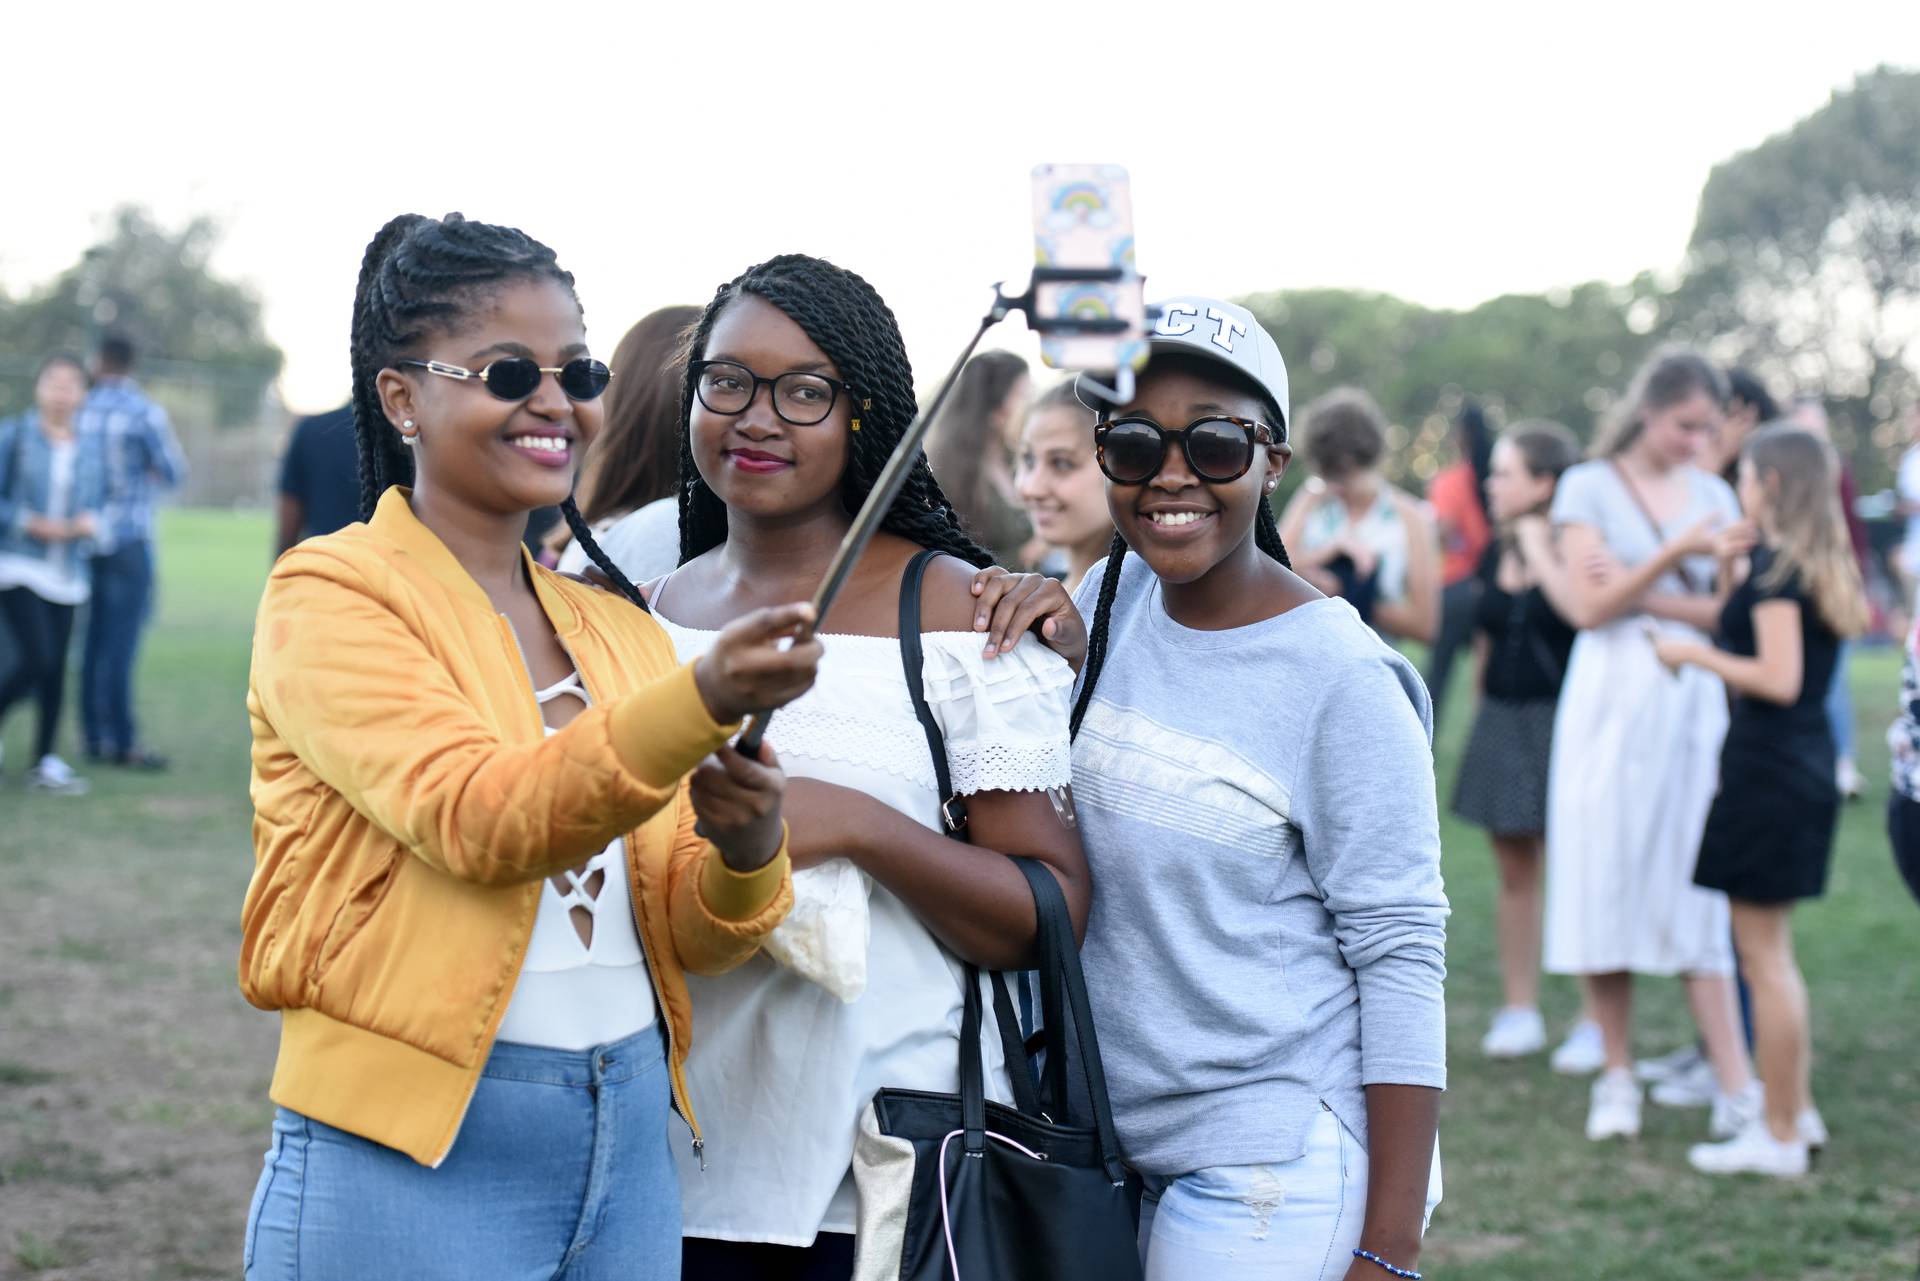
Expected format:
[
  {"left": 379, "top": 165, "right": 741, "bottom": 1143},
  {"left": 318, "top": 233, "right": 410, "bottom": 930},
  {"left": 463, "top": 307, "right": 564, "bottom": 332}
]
[
  {"left": 699, "top": 824, "right": 791, "bottom": 923},
  {"left": 608, "top": 661, "right": 741, "bottom": 787}
]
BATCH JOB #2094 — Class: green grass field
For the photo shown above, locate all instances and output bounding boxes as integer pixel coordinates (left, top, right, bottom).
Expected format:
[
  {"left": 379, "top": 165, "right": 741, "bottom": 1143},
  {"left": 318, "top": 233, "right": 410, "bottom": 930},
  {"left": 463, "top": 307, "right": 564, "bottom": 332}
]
[{"left": 1, "top": 510, "right": 1915, "bottom": 1279}]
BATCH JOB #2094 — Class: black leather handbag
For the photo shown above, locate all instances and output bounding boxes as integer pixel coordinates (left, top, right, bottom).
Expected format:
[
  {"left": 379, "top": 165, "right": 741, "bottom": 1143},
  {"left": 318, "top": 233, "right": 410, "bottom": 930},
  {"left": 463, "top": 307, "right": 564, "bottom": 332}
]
[{"left": 850, "top": 550, "right": 1144, "bottom": 1281}]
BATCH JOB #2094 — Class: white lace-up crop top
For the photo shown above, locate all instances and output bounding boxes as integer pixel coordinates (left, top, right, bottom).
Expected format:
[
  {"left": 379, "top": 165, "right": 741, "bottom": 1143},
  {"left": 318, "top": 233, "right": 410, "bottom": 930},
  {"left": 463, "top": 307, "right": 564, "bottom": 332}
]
[{"left": 493, "top": 669, "right": 658, "bottom": 1050}]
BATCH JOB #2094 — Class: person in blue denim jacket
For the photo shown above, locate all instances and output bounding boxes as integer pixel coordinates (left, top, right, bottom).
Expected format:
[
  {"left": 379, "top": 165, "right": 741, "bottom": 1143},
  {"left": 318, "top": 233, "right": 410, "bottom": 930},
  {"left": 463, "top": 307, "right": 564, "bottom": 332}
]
[
  {"left": 0, "top": 353, "right": 107, "bottom": 793},
  {"left": 77, "top": 332, "right": 187, "bottom": 769}
]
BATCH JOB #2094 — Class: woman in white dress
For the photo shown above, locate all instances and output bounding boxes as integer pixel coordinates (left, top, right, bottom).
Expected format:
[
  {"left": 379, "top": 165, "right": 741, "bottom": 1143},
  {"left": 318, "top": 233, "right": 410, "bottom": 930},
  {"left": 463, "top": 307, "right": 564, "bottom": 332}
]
[
  {"left": 644, "top": 255, "right": 1087, "bottom": 1281},
  {"left": 1538, "top": 347, "right": 1757, "bottom": 1142}
]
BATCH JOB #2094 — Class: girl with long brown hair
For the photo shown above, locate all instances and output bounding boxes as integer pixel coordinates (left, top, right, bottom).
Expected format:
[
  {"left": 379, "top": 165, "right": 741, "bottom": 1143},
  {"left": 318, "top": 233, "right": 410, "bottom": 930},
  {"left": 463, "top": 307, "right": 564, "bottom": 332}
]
[{"left": 1654, "top": 423, "right": 1866, "bottom": 1177}]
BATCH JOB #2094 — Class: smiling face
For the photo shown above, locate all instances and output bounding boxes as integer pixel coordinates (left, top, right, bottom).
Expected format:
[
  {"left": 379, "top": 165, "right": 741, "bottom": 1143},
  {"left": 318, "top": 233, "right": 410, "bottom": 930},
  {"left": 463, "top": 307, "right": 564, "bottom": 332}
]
[
  {"left": 1640, "top": 388, "right": 1723, "bottom": 469},
  {"left": 689, "top": 294, "right": 853, "bottom": 527},
  {"left": 1102, "top": 359, "right": 1288, "bottom": 586},
  {"left": 1016, "top": 402, "right": 1108, "bottom": 556},
  {"left": 376, "top": 276, "right": 601, "bottom": 516}
]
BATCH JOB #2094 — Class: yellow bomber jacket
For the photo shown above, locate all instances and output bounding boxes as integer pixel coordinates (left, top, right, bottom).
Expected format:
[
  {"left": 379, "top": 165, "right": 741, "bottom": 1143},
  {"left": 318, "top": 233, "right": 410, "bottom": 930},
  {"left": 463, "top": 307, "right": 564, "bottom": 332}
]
[{"left": 240, "top": 488, "right": 791, "bottom": 1166}]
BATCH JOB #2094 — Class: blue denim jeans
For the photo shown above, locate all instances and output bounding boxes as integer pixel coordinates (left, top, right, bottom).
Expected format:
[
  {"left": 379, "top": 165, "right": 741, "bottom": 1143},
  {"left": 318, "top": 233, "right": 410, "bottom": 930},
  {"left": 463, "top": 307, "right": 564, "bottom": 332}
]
[
  {"left": 81, "top": 539, "right": 154, "bottom": 756},
  {"left": 1824, "top": 639, "right": 1854, "bottom": 762},
  {"left": 244, "top": 1028, "right": 680, "bottom": 1280},
  {"left": 1137, "top": 1107, "right": 1441, "bottom": 1281}
]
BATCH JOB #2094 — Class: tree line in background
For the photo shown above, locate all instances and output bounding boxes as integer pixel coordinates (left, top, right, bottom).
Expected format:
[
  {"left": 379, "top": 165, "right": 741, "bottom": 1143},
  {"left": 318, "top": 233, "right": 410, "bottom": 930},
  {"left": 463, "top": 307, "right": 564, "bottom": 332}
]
[
  {"left": 1242, "top": 64, "right": 1919, "bottom": 493},
  {"left": 0, "top": 67, "right": 1913, "bottom": 495},
  {"left": 0, "top": 207, "right": 283, "bottom": 427}
]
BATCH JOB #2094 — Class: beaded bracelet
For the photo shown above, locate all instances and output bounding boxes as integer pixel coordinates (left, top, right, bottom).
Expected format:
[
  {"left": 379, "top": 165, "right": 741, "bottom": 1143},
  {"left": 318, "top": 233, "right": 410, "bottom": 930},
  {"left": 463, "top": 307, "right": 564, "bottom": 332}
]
[{"left": 1352, "top": 1247, "right": 1421, "bottom": 1279}]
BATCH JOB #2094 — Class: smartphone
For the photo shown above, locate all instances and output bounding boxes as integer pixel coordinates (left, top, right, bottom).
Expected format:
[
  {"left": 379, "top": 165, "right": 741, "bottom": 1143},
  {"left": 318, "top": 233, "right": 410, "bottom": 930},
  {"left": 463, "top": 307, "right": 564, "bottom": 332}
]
[{"left": 1030, "top": 163, "right": 1150, "bottom": 403}]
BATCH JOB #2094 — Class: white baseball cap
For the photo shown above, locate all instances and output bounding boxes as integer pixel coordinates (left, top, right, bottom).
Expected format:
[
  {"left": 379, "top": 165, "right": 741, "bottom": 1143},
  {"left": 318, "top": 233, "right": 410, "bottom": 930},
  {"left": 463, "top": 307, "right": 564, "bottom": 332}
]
[{"left": 1077, "top": 295, "right": 1290, "bottom": 436}]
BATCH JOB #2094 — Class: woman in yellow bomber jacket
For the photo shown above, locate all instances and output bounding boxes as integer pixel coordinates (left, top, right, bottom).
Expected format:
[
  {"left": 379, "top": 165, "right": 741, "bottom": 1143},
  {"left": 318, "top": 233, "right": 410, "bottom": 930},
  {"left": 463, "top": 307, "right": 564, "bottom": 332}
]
[{"left": 239, "top": 213, "right": 820, "bottom": 1281}]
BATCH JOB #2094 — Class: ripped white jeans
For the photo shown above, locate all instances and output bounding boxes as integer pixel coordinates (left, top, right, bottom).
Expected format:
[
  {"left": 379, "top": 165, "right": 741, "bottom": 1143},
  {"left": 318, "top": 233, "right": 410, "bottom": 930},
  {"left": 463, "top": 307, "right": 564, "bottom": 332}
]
[{"left": 1136, "top": 1105, "right": 1441, "bottom": 1281}]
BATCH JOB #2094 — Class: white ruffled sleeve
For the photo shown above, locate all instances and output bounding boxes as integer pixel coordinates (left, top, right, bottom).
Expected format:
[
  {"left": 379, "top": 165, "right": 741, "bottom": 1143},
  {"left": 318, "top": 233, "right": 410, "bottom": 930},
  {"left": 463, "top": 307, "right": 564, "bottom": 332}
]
[{"left": 918, "top": 636, "right": 1075, "bottom": 795}]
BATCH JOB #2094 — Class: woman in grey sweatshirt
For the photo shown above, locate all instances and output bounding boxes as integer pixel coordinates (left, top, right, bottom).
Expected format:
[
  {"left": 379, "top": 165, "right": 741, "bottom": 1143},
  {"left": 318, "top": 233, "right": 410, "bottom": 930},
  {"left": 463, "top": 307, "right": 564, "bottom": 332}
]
[{"left": 1057, "top": 298, "right": 1448, "bottom": 1281}]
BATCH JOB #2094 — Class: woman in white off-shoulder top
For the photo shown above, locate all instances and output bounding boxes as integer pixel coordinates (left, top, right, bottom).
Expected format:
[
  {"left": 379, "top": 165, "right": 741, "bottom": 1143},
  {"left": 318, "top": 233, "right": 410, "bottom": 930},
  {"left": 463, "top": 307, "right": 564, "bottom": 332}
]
[{"left": 623, "top": 255, "right": 1088, "bottom": 1281}]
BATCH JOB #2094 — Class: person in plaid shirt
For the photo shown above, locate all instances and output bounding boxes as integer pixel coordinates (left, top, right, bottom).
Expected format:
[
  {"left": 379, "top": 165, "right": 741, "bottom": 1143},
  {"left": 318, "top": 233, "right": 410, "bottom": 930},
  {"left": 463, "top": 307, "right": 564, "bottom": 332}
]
[{"left": 78, "top": 333, "right": 186, "bottom": 769}]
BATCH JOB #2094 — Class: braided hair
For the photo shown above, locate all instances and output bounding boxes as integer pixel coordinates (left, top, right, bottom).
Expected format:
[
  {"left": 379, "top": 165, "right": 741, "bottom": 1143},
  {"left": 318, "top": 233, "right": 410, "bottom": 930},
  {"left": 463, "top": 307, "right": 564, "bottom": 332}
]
[
  {"left": 1067, "top": 404, "right": 1293, "bottom": 739},
  {"left": 674, "top": 254, "right": 993, "bottom": 570},
  {"left": 347, "top": 212, "right": 649, "bottom": 612}
]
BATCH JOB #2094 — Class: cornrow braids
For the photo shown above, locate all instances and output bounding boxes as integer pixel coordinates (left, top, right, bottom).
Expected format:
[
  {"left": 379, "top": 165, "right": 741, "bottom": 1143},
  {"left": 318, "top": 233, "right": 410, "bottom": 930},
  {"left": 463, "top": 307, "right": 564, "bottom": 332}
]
[
  {"left": 1068, "top": 499, "right": 1292, "bottom": 739},
  {"left": 674, "top": 254, "right": 994, "bottom": 571},
  {"left": 346, "top": 211, "right": 647, "bottom": 613}
]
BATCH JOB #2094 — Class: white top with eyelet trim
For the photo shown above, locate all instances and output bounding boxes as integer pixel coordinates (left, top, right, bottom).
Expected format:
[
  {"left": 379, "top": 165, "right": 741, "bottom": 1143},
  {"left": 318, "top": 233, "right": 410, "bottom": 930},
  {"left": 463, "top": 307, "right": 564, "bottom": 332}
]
[{"left": 652, "top": 574, "right": 1073, "bottom": 1246}]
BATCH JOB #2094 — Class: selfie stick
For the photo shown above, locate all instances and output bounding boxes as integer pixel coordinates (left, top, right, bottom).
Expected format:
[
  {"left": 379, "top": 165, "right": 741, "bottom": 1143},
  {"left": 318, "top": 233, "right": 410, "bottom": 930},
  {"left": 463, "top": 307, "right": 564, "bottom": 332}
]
[{"left": 733, "top": 269, "right": 1135, "bottom": 757}]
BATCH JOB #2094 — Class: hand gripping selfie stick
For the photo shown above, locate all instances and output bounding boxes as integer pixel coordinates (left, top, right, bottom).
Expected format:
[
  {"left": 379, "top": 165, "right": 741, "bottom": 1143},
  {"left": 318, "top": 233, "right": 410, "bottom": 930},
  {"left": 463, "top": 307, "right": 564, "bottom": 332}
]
[{"left": 732, "top": 266, "right": 1143, "bottom": 757}]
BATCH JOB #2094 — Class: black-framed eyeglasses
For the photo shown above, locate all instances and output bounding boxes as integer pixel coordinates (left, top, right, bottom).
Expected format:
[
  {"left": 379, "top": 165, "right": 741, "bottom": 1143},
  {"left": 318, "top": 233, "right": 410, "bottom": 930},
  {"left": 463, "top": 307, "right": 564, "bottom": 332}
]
[
  {"left": 398, "top": 357, "right": 612, "bottom": 402},
  {"left": 690, "top": 360, "right": 857, "bottom": 427},
  {"left": 1094, "top": 414, "right": 1282, "bottom": 486}
]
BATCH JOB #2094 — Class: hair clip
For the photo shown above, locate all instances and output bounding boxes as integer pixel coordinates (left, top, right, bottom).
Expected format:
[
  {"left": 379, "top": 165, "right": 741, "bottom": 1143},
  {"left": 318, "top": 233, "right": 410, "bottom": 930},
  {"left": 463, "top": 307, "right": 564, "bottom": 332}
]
[{"left": 851, "top": 397, "right": 871, "bottom": 432}]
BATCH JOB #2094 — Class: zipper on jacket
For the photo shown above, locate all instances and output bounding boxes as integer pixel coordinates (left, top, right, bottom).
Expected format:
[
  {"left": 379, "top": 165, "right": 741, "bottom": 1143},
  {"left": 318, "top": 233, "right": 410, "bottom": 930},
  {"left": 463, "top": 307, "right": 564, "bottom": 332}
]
[
  {"left": 545, "top": 623, "right": 705, "bottom": 1165},
  {"left": 426, "top": 614, "right": 551, "bottom": 1168}
]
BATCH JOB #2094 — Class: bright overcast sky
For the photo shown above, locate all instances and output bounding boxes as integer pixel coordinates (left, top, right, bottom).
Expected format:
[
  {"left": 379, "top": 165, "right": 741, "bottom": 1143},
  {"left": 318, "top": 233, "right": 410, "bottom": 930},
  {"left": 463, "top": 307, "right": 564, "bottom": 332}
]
[{"left": 6, "top": 1, "right": 1917, "bottom": 414}]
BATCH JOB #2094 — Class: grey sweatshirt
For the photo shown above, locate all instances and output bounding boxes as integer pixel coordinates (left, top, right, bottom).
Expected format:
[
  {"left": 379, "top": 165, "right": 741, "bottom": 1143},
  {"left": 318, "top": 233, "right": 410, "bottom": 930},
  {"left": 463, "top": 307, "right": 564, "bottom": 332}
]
[{"left": 1070, "top": 555, "right": 1449, "bottom": 1177}]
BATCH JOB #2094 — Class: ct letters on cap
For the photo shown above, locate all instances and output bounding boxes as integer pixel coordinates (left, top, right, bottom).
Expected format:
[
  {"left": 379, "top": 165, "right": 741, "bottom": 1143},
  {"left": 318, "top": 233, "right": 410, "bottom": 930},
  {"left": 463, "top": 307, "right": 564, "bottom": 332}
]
[{"left": 1155, "top": 303, "right": 1246, "bottom": 352}]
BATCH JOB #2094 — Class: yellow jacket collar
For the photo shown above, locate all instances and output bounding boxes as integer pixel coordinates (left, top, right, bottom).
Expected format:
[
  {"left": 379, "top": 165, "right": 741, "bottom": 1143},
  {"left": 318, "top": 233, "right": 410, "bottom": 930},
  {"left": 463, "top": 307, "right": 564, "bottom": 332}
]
[{"left": 368, "top": 487, "right": 580, "bottom": 634}]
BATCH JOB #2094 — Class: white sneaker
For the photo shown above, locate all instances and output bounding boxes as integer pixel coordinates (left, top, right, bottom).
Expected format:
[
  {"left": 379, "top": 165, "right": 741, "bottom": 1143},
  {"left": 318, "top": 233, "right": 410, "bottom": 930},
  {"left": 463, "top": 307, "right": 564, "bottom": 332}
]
[
  {"left": 1799, "top": 1106, "right": 1828, "bottom": 1149},
  {"left": 1481, "top": 1007, "right": 1548, "bottom": 1059},
  {"left": 1709, "top": 1082, "right": 1764, "bottom": 1139},
  {"left": 1552, "top": 1020, "right": 1607, "bottom": 1076},
  {"left": 1650, "top": 1058, "right": 1718, "bottom": 1108},
  {"left": 27, "top": 754, "right": 88, "bottom": 796},
  {"left": 1688, "top": 1122, "right": 1809, "bottom": 1177},
  {"left": 1635, "top": 1043, "right": 1704, "bottom": 1083},
  {"left": 1586, "top": 1068, "right": 1642, "bottom": 1141}
]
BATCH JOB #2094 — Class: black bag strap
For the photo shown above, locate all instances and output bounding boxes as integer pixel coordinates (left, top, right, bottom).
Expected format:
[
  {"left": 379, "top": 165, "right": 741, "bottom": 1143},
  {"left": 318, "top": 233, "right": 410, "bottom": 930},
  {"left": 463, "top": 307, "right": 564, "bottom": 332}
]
[
  {"left": 899, "top": 549, "right": 969, "bottom": 837},
  {"left": 987, "top": 968, "right": 1042, "bottom": 1116},
  {"left": 1011, "top": 856, "right": 1129, "bottom": 1186},
  {"left": 897, "top": 548, "right": 1041, "bottom": 1127},
  {"left": 958, "top": 944, "right": 986, "bottom": 1152},
  {"left": 1022, "top": 851, "right": 1071, "bottom": 1120}
]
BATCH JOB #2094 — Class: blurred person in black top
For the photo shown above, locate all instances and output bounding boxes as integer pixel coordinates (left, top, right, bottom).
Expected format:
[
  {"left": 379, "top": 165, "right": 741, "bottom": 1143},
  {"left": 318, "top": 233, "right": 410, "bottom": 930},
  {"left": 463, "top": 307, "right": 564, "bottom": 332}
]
[
  {"left": 274, "top": 404, "right": 360, "bottom": 556},
  {"left": 1451, "top": 421, "right": 1582, "bottom": 1061},
  {"left": 1654, "top": 424, "right": 1869, "bottom": 1178}
]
